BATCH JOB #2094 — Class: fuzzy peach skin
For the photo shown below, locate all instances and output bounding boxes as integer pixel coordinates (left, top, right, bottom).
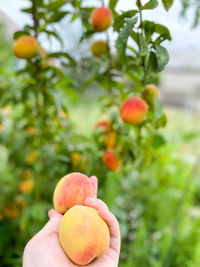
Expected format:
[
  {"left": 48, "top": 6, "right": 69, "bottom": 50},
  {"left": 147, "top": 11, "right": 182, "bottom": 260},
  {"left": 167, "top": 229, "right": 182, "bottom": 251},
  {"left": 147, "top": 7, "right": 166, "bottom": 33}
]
[
  {"left": 14, "top": 35, "right": 39, "bottom": 59},
  {"left": 59, "top": 205, "right": 110, "bottom": 266},
  {"left": 53, "top": 172, "right": 94, "bottom": 214},
  {"left": 90, "top": 40, "right": 109, "bottom": 57},
  {"left": 102, "top": 149, "right": 121, "bottom": 172},
  {"left": 120, "top": 97, "right": 148, "bottom": 125},
  {"left": 91, "top": 7, "right": 112, "bottom": 32}
]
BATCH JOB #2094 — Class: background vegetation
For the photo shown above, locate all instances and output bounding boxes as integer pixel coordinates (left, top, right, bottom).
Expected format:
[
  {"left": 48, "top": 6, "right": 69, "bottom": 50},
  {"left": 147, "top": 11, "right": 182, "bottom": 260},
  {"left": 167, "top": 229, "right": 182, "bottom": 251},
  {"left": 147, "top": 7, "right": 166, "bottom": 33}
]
[{"left": 0, "top": 0, "right": 200, "bottom": 267}]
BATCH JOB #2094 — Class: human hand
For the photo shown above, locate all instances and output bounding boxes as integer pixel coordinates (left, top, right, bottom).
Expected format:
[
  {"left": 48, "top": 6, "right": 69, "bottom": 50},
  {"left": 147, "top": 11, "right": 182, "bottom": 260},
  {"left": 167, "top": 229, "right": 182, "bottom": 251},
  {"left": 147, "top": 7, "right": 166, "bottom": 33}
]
[{"left": 23, "top": 176, "right": 120, "bottom": 267}]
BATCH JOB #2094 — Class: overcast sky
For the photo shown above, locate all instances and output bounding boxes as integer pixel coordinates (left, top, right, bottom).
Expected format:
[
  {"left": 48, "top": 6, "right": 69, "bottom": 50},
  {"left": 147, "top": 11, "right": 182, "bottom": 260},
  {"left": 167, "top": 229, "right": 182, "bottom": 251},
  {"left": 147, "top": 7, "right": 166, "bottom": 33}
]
[{"left": 1, "top": 0, "right": 200, "bottom": 66}]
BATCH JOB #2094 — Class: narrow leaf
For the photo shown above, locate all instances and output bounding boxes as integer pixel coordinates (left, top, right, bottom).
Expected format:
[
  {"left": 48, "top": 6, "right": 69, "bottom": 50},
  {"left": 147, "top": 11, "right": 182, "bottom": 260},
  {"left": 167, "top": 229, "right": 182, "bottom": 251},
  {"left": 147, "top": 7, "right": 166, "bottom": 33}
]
[
  {"left": 141, "top": 0, "right": 158, "bottom": 10},
  {"left": 113, "top": 10, "right": 138, "bottom": 31},
  {"left": 109, "top": 0, "right": 119, "bottom": 11},
  {"left": 116, "top": 18, "right": 137, "bottom": 57},
  {"left": 155, "top": 44, "right": 169, "bottom": 71},
  {"left": 162, "top": 0, "right": 174, "bottom": 11}
]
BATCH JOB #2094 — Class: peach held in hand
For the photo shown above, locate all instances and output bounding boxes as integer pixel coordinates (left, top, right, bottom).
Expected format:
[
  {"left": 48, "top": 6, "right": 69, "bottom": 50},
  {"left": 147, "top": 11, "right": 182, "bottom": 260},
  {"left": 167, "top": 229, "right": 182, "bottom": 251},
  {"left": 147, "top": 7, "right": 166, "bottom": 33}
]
[
  {"left": 120, "top": 97, "right": 148, "bottom": 125},
  {"left": 14, "top": 35, "right": 39, "bottom": 59},
  {"left": 91, "top": 7, "right": 112, "bottom": 32},
  {"left": 53, "top": 172, "right": 94, "bottom": 214},
  {"left": 59, "top": 205, "right": 110, "bottom": 265}
]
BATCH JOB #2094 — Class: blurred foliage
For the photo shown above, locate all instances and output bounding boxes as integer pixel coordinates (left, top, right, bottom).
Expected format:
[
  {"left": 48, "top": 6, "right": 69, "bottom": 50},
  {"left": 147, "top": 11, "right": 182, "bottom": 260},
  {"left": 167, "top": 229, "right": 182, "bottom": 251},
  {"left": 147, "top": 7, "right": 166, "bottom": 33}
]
[
  {"left": 181, "top": 0, "right": 200, "bottom": 27},
  {"left": 0, "top": 1, "right": 200, "bottom": 267}
]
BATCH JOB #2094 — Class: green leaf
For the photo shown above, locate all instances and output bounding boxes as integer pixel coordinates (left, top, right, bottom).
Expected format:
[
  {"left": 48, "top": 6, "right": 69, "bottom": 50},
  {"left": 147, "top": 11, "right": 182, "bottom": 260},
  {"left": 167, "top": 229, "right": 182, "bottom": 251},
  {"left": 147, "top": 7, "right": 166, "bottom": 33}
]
[
  {"left": 153, "top": 98, "right": 167, "bottom": 128},
  {"left": 152, "top": 134, "right": 166, "bottom": 148},
  {"left": 116, "top": 18, "right": 137, "bottom": 57},
  {"left": 43, "top": 29, "right": 63, "bottom": 46},
  {"left": 155, "top": 44, "right": 169, "bottom": 71},
  {"left": 130, "top": 31, "right": 140, "bottom": 46},
  {"left": 109, "top": 0, "right": 119, "bottom": 11},
  {"left": 141, "top": 0, "right": 159, "bottom": 10},
  {"left": 13, "top": 31, "right": 30, "bottom": 40},
  {"left": 143, "top": 21, "right": 155, "bottom": 43},
  {"left": 47, "top": 11, "right": 69, "bottom": 23},
  {"left": 48, "top": 52, "right": 76, "bottom": 65},
  {"left": 162, "top": 0, "right": 174, "bottom": 11},
  {"left": 35, "top": 0, "right": 44, "bottom": 6},
  {"left": 113, "top": 10, "right": 138, "bottom": 31},
  {"left": 45, "top": 0, "right": 69, "bottom": 9},
  {"left": 147, "top": 52, "right": 158, "bottom": 74},
  {"left": 193, "top": 9, "right": 200, "bottom": 28},
  {"left": 138, "top": 33, "right": 148, "bottom": 56},
  {"left": 155, "top": 24, "right": 171, "bottom": 40},
  {"left": 21, "top": 8, "right": 32, "bottom": 14},
  {"left": 154, "top": 113, "right": 167, "bottom": 128},
  {"left": 127, "top": 72, "right": 143, "bottom": 90}
]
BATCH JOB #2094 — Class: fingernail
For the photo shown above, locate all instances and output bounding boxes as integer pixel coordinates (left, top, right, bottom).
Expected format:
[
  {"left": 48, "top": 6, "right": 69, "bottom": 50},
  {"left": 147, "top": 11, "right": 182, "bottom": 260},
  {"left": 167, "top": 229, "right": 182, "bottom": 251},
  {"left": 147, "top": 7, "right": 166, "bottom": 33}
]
[{"left": 90, "top": 175, "right": 97, "bottom": 179}]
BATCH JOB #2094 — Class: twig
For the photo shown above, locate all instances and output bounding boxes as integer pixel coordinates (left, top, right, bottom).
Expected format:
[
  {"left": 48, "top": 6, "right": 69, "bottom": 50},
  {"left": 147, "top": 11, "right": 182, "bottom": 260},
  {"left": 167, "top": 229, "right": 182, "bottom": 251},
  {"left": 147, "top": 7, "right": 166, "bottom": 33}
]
[
  {"left": 137, "top": 0, "right": 146, "bottom": 86},
  {"left": 31, "top": 0, "right": 39, "bottom": 37}
]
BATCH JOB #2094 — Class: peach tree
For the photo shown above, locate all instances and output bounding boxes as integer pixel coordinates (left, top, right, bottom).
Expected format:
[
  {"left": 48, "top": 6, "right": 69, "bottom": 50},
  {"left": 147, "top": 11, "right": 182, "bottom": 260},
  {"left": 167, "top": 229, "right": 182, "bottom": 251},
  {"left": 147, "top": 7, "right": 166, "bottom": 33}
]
[{"left": 0, "top": 0, "right": 177, "bottom": 266}]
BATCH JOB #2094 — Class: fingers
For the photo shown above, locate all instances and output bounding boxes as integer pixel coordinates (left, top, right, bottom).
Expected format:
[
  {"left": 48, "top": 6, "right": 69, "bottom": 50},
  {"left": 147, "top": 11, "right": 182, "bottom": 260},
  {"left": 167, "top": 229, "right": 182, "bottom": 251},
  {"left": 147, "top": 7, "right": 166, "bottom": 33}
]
[
  {"left": 84, "top": 198, "right": 121, "bottom": 254},
  {"left": 48, "top": 209, "right": 62, "bottom": 219},
  {"left": 38, "top": 209, "right": 63, "bottom": 237},
  {"left": 89, "top": 176, "right": 98, "bottom": 198},
  {"left": 98, "top": 206, "right": 120, "bottom": 239},
  {"left": 85, "top": 197, "right": 108, "bottom": 211}
]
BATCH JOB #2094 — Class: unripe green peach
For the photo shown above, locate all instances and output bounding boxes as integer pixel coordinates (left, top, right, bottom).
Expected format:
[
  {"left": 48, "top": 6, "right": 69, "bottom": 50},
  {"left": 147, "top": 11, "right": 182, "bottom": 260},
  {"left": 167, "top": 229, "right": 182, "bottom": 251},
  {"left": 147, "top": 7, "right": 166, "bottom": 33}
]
[
  {"left": 145, "top": 84, "right": 159, "bottom": 97},
  {"left": 142, "top": 84, "right": 160, "bottom": 105},
  {"left": 91, "top": 40, "right": 109, "bottom": 57}
]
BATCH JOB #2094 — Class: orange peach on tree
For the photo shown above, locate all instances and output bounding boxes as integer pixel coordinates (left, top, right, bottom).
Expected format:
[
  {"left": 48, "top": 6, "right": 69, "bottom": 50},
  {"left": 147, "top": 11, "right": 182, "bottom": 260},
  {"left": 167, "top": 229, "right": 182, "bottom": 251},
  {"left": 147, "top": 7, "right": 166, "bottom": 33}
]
[
  {"left": 19, "top": 179, "right": 34, "bottom": 193},
  {"left": 4, "top": 205, "right": 20, "bottom": 219},
  {"left": 59, "top": 205, "right": 110, "bottom": 265},
  {"left": 102, "top": 148, "right": 121, "bottom": 171},
  {"left": 26, "top": 151, "right": 39, "bottom": 165},
  {"left": 104, "top": 131, "right": 117, "bottom": 148},
  {"left": 26, "top": 126, "right": 37, "bottom": 135},
  {"left": 120, "top": 97, "right": 148, "bottom": 125},
  {"left": 91, "top": 40, "right": 109, "bottom": 57},
  {"left": 58, "top": 111, "right": 68, "bottom": 119},
  {"left": 14, "top": 35, "right": 39, "bottom": 59},
  {"left": 95, "top": 119, "right": 111, "bottom": 134},
  {"left": 53, "top": 172, "right": 94, "bottom": 214},
  {"left": 91, "top": 7, "right": 112, "bottom": 32}
]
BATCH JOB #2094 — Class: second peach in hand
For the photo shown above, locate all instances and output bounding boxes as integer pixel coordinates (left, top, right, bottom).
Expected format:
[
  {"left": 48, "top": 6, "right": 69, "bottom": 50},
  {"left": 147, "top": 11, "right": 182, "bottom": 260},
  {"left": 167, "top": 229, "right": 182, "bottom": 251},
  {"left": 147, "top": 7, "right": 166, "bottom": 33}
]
[{"left": 59, "top": 205, "right": 110, "bottom": 266}]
